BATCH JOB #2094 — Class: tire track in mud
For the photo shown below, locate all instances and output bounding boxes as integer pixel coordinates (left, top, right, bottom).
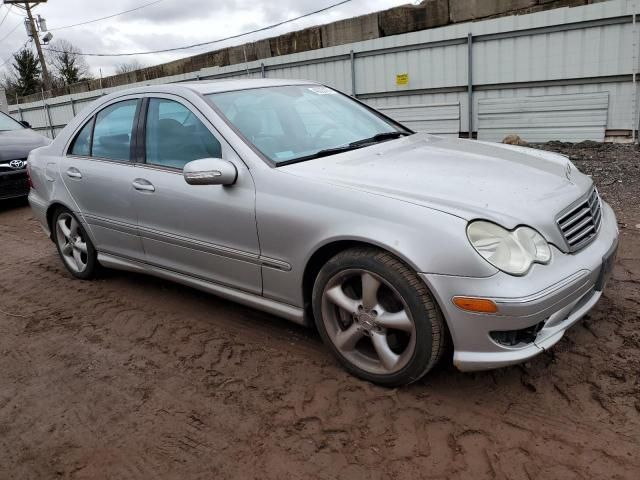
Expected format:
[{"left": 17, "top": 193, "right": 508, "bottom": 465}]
[{"left": 1, "top": 202, "right": 640, "bottom": 479}]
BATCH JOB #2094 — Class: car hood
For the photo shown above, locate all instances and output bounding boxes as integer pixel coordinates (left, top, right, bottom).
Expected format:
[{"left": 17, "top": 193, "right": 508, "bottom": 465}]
[
  {"left": 0, "top": 128, "right": 51, "bottom": 162},
  {"left": 281, "top": 133, "right": 593, "bottom": 249}
]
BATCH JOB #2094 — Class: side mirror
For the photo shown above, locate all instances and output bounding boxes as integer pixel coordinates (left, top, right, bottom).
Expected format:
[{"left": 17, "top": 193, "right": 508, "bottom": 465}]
[
  {"left": 183, "top": 158, "right": 237, "bottom": 186},
  {"left": 19, "top": 120, "right": 31, "bottom": 129}
]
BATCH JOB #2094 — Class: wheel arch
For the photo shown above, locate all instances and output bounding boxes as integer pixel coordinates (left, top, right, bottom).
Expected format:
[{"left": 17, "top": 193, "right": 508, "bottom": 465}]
[
  {"left": 302, "top": 238, "right": 453, "bottom": 378},
  {"left": 301, "top": 237, "right": 424, "bottom": 320},
  {"left": 46, "top": 201, "right": 82, "bottom": 241}
]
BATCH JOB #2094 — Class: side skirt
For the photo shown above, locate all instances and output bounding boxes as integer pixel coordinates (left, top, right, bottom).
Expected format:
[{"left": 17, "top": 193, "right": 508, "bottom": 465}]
[{"left": 97, "top": 252, "right": 308, "bottom": 326}]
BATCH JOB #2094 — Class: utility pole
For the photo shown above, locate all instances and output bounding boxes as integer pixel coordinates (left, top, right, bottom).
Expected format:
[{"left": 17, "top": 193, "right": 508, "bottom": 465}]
[
  {"left": 5, "top": 1, "right": 52, "bottom": 91},
  {"left": 24, "top": 3, "right": 51, "bottom": 91}
]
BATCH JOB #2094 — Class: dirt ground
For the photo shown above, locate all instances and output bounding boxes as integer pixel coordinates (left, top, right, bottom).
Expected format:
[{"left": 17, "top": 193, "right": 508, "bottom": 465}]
[{"left": 1, "top": 142, "right": 639, "bottom": 480}]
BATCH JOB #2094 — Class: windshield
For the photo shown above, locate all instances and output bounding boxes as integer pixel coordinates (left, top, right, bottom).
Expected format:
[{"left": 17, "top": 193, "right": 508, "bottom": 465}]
[
  {"left": 207, "top": 85, "right": 410, "bottom": 165},
  {"left": 0, "top": 112, "right": 25, "bottom": 131}
]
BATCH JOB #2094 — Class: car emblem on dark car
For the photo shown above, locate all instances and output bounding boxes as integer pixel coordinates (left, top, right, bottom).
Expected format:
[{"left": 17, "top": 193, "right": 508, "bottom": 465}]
[{"left": 9, "top": 159, "right": 25, "bottom": 170}]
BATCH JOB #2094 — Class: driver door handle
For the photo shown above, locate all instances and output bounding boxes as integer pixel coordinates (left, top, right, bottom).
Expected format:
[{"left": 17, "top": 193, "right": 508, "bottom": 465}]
[
  {"left": 66, "top": 167, "right": 82, "bottom": 179},
  {"left": 132, "top": 178, "right": 155, "bottom": 192}
]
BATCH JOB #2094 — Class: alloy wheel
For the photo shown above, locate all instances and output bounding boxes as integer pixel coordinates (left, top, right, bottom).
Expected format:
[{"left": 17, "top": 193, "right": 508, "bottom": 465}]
[
  {"left": 55, "top": 212, "right": 89, "bottom": 274},
  {"left": 320, "top": 268, "right": 417, "bottom": 375}
]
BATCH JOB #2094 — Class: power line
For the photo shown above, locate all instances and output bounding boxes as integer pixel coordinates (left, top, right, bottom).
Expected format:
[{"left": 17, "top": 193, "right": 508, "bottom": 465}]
[
  {"left": 0, "top": 5, "right": 12, "bottom": 30},
  {"left": 0, "top": 17, "right": 21, "bottom": 41},
  {"left": 4, "top": 4, "right": 25, "bottom": 17},
  {"left": 43, "top": 0, "right": 353, "bottom": 57},
  {"left": 0, "top": 39, "right": 30, "bottom": 69},
  {"left": 0, "top": 20, "right": 22, "bottom": 44},
  {"left": 49, "top": 0, "right": 165, "bottom": 31}
]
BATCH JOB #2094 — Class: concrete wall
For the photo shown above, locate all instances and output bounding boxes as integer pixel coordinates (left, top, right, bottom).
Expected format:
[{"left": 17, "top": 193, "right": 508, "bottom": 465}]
[{"left": 12, "top": 0, "right": 608, "bottom": 105}]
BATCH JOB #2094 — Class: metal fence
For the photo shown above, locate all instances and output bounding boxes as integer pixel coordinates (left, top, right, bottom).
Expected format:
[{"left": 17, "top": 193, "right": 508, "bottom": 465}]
[{"left": 9, "top": 0, "right": 640, "bottom": 143}]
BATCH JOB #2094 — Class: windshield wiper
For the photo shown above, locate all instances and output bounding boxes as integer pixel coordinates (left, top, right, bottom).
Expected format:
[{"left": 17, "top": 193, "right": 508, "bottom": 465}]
[
  {"left": 277, "top": 131, "right": 412, "bottom": 166},
  {"left": 318, "top": 131, "right": 410, "bottom": 154},
  {"left": 279, "top": 144, "right": 367, "bottom": 165},
  {"left": 347, "top": 131, "right": 411, "bottom": 147}
]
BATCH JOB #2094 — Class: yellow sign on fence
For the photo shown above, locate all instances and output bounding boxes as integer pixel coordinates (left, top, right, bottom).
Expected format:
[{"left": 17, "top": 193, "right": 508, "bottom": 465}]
[{"left": 396, "top": 73, "right": 409, "bottom": 86}]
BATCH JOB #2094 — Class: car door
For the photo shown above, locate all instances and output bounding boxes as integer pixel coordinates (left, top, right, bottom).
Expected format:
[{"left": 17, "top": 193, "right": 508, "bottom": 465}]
[
  {"left": 132, "top": 95, "right": 261, "bottom": 294},
  {"left": 59, "top": 97, "right": 145, "bottom": 260}
]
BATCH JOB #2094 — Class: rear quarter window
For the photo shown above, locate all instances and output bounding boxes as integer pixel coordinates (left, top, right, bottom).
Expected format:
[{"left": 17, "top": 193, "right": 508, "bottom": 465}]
[{"left": 68, "top": 118, "right": 94, "bottom": 156}]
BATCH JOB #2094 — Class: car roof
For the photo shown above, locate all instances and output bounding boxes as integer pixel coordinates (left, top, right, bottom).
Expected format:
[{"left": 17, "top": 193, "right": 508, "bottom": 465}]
[
  {"left": 113, "top": 78, "right": 320, "bottom": 97},
  {"left": 183, "top": 78, "right": 319, "bottom": 94}
]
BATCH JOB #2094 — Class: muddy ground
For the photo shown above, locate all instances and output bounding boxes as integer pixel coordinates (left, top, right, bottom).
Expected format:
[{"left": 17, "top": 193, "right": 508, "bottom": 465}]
[{"left": 0, "top": 142, "right": 639, "bottom": 479}]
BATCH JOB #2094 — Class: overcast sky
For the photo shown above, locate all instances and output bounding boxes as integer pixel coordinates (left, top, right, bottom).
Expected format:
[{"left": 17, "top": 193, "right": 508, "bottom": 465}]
[{"left": 0, "top": 0, "right": 409, "bottom": 79}]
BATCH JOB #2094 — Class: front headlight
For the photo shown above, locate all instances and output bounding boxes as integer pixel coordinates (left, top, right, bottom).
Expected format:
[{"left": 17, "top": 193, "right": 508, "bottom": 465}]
[{"left": 467, "top": 221, "right": 551, "bottom": 276}]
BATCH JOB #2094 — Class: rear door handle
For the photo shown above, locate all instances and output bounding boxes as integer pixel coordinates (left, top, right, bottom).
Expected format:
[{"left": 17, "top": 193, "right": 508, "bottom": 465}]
[
  {"left": 66, "top": 167, "right": 82, "bottom": 179},
  {"left": 132, "top": 178, "right": 155, "bottom": 192}
]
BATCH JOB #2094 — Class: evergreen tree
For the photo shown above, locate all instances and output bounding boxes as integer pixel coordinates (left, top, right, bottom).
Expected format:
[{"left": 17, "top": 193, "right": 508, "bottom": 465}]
[{"left": 12, "top": 48, "right": 41, "bottom": 97}]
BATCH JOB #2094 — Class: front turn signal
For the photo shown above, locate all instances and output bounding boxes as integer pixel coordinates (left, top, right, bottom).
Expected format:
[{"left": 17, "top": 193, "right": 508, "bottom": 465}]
[{"left": 452, "top": 297, "right": 498, "bottom": 314}]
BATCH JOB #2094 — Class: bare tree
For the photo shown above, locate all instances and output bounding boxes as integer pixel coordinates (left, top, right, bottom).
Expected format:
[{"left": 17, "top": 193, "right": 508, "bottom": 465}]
[
  {"left": 115, "top": 60, "right": 144, "bottom": 75},
  {"left": 47, "top": 39, "right": 92, "bottom": 86}
]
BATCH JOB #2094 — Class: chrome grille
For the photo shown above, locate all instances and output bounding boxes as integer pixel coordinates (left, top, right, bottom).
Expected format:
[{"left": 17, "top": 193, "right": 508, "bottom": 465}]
[{"left": 557, "top": 188, "right": 602, "bottom": 252}]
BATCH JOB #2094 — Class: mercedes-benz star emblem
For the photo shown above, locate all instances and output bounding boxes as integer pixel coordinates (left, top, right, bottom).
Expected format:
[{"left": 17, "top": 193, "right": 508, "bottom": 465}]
[
  {"left": 564, "top": 162, "right": 572, "bottom": 181},
  {"left": 9, "top": 160, "right": 25, "bottom": 170}
]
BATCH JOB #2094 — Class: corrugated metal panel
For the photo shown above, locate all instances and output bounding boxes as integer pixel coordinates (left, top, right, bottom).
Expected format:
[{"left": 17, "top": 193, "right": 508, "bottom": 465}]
[
  {"left": 367, "top": 92, "right": 469, "bottom": 130},
  {"left": 473, "top": 23, "right": 633, "bottom": 85},
  {"left": 477, "top": 92, "right": 609, "bottom": 142},
  {"left": 20, "top": 107, "right": 47, "bottom": 129},
  {"left": 473, "top": 82, "right": 631, "bottom": 130},
  {"left": 49, "top": 103, "right": 75, "bottom": 126},
  {"left": 267, "top": 59, "right": 351, "bottom": 92},
  {"left": 355, "top": 44, "right": 467, "bottom": 95},
  {"left": 219, "top": 72, "right": 263, "bottom": 80},
  {"left": 375, "top": 102, "right": 460, "bottom": 135},
  {"left": 74, "top": 95, "right": 102, "bottom": 111}
]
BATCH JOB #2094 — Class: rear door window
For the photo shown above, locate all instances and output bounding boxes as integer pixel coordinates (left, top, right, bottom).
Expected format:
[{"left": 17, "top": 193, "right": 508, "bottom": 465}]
[{"left": 91, "top": 100, "right": 138, "bottom": 161}]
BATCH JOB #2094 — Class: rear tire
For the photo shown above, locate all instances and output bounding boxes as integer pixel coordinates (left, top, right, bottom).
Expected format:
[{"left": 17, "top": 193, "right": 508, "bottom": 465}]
[
  {"left": 52, "top": 207, "right": 99, "bottom": 279},
  {"left": 312, "top": 247, "right": 445, "bottom": 387}
]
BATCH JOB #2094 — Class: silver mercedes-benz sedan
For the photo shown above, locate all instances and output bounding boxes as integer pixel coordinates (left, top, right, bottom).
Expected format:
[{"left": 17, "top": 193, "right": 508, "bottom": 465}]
[{"left": 27, "top": 79, "right": 618, "bottom": 386}]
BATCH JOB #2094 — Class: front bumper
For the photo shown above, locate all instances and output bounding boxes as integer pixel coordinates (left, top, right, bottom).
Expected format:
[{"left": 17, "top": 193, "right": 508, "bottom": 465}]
[
  {"left": 0, "top": 170, "right": 29, "bottom": 200},
  {"left": 422, "top": 201, "right": 619, "bottom": 372}
]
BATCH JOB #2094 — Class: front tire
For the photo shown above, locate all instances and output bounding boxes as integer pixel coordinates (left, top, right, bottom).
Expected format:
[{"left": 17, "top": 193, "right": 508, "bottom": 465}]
[
  {"left": 53, "top": 208, "right": 99, "bottom": 279},
  {"left": 312, "top": 247, "right": 446, "bottom": 387}
]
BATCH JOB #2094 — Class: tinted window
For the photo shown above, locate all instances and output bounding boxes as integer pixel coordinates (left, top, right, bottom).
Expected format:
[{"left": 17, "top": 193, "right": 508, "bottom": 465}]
[
  {"left": 69, "top": 118, "right": 93, "bottom": 156},
  {"left": 145, "top": 98, "right": 222, "bottom": 170},
  {"left": 92, "top": 100, "right": 138, "bottom": 161},
  {"left": 207, "top": 85, "right": 404, "bottom": 164}
]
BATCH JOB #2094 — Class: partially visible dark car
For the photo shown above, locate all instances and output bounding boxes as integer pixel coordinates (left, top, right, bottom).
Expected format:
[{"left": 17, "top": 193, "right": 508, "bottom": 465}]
[{"left": 0, "top": 111, "right": 50, "bottom": 200}]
